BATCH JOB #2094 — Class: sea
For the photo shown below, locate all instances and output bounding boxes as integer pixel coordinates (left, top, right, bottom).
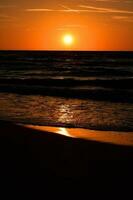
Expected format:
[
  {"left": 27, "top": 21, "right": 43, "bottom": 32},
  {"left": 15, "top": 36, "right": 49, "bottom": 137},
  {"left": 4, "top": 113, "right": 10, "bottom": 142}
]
[{"left": 0, "top": 50, "right": 133, "bottom": 132}]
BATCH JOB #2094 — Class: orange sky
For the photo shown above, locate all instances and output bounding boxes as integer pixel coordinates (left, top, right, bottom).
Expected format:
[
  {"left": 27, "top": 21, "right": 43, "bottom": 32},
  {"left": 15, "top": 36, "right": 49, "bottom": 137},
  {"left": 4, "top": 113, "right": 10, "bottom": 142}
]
[{"left": 0, "top": 0, "right": 133, "bottom": 50}]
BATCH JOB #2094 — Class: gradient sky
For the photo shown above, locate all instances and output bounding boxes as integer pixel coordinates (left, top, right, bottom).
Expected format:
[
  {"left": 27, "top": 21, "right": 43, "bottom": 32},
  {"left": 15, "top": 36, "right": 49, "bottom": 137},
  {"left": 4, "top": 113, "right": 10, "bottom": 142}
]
[{"left": 0, "top": 0, "right": 133, "bottom": 50}]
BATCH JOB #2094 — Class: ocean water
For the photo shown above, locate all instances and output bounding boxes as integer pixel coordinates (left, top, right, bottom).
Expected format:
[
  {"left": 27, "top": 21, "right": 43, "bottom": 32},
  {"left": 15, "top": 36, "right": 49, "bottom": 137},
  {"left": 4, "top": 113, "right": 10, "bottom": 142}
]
[{"left": 0, "top": 51, "right": 133, "bottom": 131}]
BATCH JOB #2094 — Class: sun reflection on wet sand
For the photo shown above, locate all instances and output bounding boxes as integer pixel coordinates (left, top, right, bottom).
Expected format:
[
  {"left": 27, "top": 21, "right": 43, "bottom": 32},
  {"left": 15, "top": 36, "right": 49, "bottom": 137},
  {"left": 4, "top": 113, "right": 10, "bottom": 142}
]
[
  {"left": 24, "top": 124, "right": 133, "bottom": 146},
  {"left": 57, "top": 127, "right": 74, "bottom": 137},
  {"left": 24, "top": 125, "right": 74, "bottom": 138}
]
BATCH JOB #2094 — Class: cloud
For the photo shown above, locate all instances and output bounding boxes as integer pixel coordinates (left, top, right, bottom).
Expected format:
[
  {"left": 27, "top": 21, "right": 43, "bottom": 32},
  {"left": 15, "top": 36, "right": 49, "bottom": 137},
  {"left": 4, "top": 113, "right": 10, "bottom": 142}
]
[
  {"left": 58, "top": 9, "right": 81, "bottom": 13},
  {"left": 113, "top": 15, "right": 129, "bottom": 19},
  {"left": 25, "top": 6, "right": 84, "bottom": 13},
  {"left": 25, "top": 4, "right": 133, "bottom": 15},
  {"left": 112, "top": 15, "right": 133, "bottom": 22},
  {"left": 0, "top": 14, "right": 16, "bottom": 23},
  {"left": 94, "top": 0, "right": 133, "bottom": 2},
  {"left": 79, "top": 5, "right": 133, "bottom": 14},
  {"left": 0, "top": 14, "right": 16, "bottom": 19},
  {"left": 0, "top": 13, "right": 17, "bottom": 23},
  {"left": 26, "top": 9, "right": 53, "bottom": 12},
  {"left": 58, "top": 4, "right": 80, "bottom": 13},
  {"left": 25, "top": 8, "right": 97, "bottom": 14}
]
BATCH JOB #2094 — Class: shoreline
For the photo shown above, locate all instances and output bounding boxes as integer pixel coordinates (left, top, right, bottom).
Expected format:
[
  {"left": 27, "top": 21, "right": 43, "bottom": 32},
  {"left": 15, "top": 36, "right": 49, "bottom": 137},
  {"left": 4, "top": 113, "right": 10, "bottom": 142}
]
[{"left": 0, "top": 119, "right": 133, "bottom": 146}]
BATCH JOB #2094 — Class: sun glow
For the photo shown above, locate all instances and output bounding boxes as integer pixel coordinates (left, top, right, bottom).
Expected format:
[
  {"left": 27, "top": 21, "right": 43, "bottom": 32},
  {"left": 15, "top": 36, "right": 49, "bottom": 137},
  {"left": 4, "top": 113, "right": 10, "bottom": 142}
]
[{"left": 63, "top": 34, "right": 74, "bottom": 46}]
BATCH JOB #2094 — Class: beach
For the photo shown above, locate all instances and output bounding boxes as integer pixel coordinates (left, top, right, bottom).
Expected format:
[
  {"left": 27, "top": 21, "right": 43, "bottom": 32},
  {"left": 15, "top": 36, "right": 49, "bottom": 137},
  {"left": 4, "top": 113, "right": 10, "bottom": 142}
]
[
  {"left": 0, "top": 0, "right": 133, "bottom": 195},
  {"left": 0, "top": 51, "right": 133, "bottom": 197},
  {"left": 0, "top": 120, "right": 133, "bottom": 197}
]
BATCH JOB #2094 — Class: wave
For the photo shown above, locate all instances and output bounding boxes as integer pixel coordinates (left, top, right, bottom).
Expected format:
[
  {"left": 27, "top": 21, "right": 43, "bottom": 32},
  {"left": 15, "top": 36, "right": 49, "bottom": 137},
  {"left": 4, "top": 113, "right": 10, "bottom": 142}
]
[
  {"left": 0, "top": 77, "right": 133, "bottom": 89},
  {"left": 0, "top": 83, "right": 133, "bottom": 103}
]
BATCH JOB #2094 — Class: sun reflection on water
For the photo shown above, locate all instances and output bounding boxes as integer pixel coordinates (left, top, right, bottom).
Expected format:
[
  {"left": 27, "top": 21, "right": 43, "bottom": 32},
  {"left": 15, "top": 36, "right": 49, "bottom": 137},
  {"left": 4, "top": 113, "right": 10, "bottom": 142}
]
[{"left": 58, "top": 104, "right": 73, "bottom": 123}]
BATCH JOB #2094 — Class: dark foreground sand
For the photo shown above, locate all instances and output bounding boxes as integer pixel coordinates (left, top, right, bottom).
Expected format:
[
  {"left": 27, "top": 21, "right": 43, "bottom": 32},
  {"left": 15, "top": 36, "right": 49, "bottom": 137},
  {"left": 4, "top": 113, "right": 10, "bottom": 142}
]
[{"left": 0, "top": 120, "right": 133, "bottom": 197}]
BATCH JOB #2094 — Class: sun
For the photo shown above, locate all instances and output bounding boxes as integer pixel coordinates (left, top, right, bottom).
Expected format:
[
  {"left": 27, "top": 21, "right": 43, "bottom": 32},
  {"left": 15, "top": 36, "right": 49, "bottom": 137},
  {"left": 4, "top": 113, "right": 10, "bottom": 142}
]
[{"left": 63, "top": 34, "right": 74, "bottom": 46}]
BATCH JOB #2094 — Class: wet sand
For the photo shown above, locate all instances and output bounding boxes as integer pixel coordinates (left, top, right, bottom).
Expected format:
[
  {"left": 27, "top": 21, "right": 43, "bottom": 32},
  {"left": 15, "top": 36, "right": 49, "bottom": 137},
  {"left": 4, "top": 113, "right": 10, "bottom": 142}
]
[
  {"left": 25, "top": 125, "right": 133, "bottom": 146},
  {"left": 0, "top": 120, "right": 133, "bottom": 197}
]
